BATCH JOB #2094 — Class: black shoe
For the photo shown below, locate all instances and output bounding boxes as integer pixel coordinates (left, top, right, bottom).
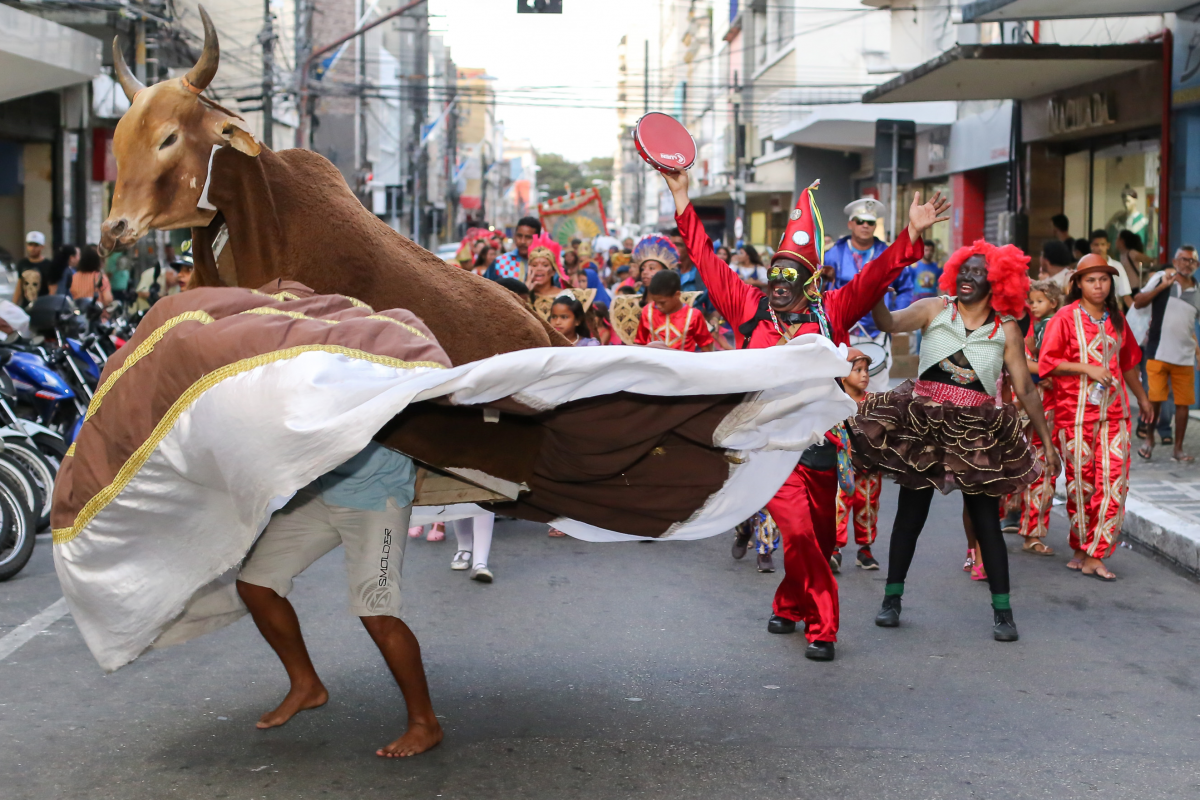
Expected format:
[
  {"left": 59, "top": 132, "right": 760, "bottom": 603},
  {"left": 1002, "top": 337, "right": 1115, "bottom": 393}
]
[
  {"left": 875, "top": 595, "right": 901, "bottom": 627},
  {"left": 1001, "top": 509, "right": 1021, "bottom": 534},
  {"left": 756, "top": 553, "right": 775, "bottom": 573},
  {"left": 993, "top": 608, "right": 1019, "bottom": 642},
  {"left": 732, "top": 527, "right": 752, "bottom": 560},
  {"left": 856, "top": 547, "right": 879, "bottom": 570},
  {"left": 767, "top": 615, "right": 797, "bottom": 634},
  {"left": 805, "top": 640, "right": 836, "bottom": 661},
  {"left": 829, "top": 549, "right": 842, "bottom": 573}
]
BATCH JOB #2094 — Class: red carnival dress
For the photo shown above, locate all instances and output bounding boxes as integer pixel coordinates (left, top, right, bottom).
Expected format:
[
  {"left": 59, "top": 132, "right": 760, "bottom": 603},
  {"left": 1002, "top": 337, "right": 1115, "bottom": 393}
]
[
  {"left": 1038, "top": 301, "right": 1141, "bottom": 559},
  {"left": 635, "top": 303, "right": 714, "bottom": 351},
  {"left": 835, "top": 422, "right": 881, "bottom": 549},
  {"left": 1018, "top": 361, "right": 1056, "bottom": 540},
  {"left": 678, "top": 203, "right": 922, "bottom": 643}
]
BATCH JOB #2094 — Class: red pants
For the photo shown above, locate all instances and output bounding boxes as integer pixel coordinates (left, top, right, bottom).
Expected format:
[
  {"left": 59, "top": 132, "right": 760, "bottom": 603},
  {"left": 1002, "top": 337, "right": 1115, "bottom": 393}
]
[
  {"left": 1058, "top": 416, "right": 1131, "bottom": 560},
  {"left": 766, "top": 463, "right": 839, "bottom": 643},
  {"left": 836, "top": 470, "right": 880, "bottom": 548},
  {"left": 1018, "top": 431, "right": 1053, "bottom": 539}
]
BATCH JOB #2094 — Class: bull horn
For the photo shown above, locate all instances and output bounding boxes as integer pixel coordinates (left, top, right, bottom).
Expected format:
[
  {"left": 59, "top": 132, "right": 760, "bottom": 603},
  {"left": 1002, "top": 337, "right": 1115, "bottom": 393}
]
[
  {"left": 112, "top": 37, "right": 145, "bottom": 101},
  {"left": 182, "top": 5, "right": 219, "bottom": 94}
]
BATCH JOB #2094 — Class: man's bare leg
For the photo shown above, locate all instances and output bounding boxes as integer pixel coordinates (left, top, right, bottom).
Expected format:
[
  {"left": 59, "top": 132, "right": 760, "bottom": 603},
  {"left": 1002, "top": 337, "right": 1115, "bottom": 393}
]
[
  {"left": 360, "top": 615, "right": 443, "bottom": 757},
  {"left": 236, "top": 580, "right": 329, "bottom": 729}
]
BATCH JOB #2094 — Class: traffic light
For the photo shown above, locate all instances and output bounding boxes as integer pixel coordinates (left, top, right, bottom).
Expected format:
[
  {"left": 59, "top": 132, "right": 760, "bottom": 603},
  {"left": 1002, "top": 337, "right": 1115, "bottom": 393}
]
[{"left": 517, "top": 0, "right": 562, "bottom": 12}]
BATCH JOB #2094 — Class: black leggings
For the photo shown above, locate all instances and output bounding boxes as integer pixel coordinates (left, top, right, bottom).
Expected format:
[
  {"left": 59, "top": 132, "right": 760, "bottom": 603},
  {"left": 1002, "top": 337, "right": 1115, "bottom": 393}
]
[{"left": 885, "top": 486, "right": 1010, "bottom": 596}]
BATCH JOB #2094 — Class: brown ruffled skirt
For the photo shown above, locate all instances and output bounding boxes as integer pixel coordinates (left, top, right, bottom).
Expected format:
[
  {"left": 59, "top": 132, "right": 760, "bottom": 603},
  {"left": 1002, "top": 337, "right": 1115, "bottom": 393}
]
[{"left": 849, "top": 380, "right": 1041, "bottom": 496}]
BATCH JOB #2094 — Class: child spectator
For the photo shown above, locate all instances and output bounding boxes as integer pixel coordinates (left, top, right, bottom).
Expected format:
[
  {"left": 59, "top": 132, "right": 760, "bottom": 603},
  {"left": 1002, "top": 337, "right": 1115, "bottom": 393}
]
[
  {"left": 1017, "top": 279, "right": 1064, "bottom": 554},
  {"left": 549, "top": 295, "right": 600, "bottom": 346},
  {"left": 832, "top": 349, "right": 880, "bottom": 572},
  {"left": 635, "top": 270, "right": 714, "bottom": 352}
]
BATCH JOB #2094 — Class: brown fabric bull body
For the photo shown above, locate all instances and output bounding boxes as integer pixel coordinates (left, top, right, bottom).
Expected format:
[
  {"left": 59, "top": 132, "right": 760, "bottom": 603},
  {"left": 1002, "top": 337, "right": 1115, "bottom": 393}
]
[{"left": 187, "top": 146, "right": 738, "bottom": 537}]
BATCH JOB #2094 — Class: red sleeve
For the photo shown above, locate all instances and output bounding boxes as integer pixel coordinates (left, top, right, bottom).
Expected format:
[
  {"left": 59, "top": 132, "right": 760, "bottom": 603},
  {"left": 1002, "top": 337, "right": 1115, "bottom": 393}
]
[
  {"left": 676, "top": 203, "right": 761, "bottom": 327},
  {"left": 1037, "top": 307, "right": 1072, "bottom": 379},
  {"left": 824, "top": 228, "right": 923, "bottom": 338},
  {"left": 690, "top": 308, "right": 713, "bottom": 348},
  {"left": 1118, "top": 318, "right": 1142, "bottom": 373},
  {"left": 635, "top": 305, "right": 651, "bottom": 345}
]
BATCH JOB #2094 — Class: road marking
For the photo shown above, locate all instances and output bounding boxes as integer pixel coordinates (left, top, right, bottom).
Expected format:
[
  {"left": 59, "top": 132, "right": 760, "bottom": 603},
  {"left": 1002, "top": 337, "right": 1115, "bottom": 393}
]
[{"left": 0, "top": 598, "right": 69, "bottom": 661}]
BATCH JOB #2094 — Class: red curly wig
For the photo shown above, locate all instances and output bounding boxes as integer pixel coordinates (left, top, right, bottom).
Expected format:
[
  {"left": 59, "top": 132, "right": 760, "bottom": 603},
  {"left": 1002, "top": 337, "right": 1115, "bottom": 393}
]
[{"left": 938, "top": 240, "right": 1031, "bottom": 318}]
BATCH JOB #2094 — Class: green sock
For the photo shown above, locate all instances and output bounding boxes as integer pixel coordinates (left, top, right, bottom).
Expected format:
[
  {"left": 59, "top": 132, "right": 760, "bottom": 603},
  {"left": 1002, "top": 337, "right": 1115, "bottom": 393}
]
[
  {"left": 884, "top": 582, "right": 905, "bottom": 597},
  {"left": 991, "top": 593, "right": 1011, "bottom": 611}
]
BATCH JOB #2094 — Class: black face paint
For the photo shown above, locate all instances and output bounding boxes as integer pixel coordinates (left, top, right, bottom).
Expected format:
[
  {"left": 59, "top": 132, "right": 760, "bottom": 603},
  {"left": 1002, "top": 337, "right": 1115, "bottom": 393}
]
[
  {"left": 768, "top": 262, "right": 812, "bottom": 311},
  {"left": 956, "top": 255, "right": 991, "bottom": 304}
]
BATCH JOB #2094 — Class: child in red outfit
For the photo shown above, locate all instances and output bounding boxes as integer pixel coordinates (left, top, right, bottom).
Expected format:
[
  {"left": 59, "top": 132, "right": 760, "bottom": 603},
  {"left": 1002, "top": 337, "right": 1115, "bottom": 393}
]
[
  {"left": 635, "top": 270, "right": 714, "bottom": 352},
  {"left": 833, "top": 349, "right": 881, "bottom": 572}
]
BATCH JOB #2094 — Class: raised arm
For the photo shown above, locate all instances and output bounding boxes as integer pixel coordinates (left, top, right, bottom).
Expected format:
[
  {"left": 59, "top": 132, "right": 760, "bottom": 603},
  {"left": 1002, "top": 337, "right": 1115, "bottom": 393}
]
[
  {"left": 665, "top": 169, "right": 760, "bottom": 326},
  {"left": 826, "top": 191, "right": 950, "bottom": 329},
  {"left": 870, "top": 296, "right": 943, "bottom": 334}
]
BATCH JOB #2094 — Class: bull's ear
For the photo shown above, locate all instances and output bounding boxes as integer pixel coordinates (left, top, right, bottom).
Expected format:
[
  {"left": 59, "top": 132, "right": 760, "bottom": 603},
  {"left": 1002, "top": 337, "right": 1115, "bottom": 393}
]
[{"left": 219, "top": 119, "right": 260, "bottom": 157}]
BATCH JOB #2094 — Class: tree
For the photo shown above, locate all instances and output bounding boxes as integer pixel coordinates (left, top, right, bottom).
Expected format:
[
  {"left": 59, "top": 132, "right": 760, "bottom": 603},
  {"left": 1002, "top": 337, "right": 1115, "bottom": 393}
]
[{"left": 536, "top": 153, "right": 613, "bottom": 210}]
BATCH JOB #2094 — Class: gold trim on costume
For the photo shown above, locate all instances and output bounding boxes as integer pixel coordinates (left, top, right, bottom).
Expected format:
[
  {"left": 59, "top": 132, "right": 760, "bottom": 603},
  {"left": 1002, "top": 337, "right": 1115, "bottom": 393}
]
[
  {"left": 53, "top": 345, "right": 446, "bottom": 545},
  {"left": 86, "top": 311, "right": 217, "bottom": 421}
]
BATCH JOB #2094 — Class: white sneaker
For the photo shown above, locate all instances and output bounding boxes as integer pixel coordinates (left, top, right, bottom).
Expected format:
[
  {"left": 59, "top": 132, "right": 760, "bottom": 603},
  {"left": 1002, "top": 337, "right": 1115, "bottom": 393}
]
[
  {"left": 470, "top": 564, "right": 494, "bottom": 583},
  {"left": 451, "top": 550, "right": 472, "bottom": 571}
]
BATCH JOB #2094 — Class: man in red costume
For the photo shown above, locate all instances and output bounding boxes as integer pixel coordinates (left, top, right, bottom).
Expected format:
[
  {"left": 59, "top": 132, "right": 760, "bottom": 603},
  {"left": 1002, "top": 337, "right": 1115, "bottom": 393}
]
[{"left": 662, "top": 168, "right": 949, "bottom": 661}]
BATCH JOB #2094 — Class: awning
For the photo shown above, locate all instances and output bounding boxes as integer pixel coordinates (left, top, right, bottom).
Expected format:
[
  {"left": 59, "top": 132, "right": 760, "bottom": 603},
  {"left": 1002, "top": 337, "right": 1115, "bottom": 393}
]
[
  {"left": 962, "top": 0, "right": 1199, "bottom": 23},
  {"left": 0, "top": 5, "right": 102, "bottom": 103},
  {"left": 772, "top": 101, "right": 957, "bottom": 150},
  {"left": 863, "top": 44, "right": 1161, "bottom": 104}
]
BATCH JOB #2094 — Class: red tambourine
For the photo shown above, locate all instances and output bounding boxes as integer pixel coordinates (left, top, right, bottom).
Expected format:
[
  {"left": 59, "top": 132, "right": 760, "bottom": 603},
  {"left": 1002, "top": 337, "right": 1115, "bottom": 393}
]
[{"left": 632, "top": 112, "right": 697, "bottom": 173}]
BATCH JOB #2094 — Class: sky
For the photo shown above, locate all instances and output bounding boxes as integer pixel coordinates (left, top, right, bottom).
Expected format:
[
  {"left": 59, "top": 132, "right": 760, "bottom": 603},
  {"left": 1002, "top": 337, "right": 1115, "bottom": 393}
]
[{"left": 429, "top": 0, "right": 648, "bottom": 163}]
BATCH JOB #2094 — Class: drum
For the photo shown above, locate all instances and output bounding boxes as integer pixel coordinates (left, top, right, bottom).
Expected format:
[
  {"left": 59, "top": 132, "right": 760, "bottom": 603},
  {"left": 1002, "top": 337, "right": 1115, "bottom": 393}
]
[
  {"left": 854, "top": 340, "right": 889, "bottom": 377},
  {"left": 632, "top": 112, "right": 697, "bottom": 174}
]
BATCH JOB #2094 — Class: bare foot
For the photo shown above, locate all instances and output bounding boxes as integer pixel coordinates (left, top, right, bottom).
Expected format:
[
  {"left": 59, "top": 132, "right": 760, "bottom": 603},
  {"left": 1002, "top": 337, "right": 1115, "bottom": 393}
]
[
  {"left": 256, "top": 683, "right": 328, "bottom": 729},
  {"left": 376, "top": 719, "right": 443, "bottom": 758}
]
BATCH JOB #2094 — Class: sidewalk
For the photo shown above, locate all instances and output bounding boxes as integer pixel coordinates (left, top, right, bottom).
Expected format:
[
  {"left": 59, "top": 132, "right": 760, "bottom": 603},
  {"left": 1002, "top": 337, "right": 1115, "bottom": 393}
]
[{"left": 1119, "top": 409, "right": 1200, "bottom": 576}]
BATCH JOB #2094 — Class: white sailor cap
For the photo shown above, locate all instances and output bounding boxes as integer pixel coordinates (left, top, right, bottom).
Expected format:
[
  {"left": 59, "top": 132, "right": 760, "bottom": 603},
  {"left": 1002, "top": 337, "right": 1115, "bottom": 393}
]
[{"left": 844, "top": 198, "right": 887, "bottom": 222}]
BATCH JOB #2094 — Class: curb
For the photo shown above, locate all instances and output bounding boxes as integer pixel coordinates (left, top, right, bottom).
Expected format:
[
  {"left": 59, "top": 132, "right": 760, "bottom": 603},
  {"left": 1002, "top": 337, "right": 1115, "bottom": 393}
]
[{"left": 1121, "top": 496, "right": 1200, "bottom": 578}]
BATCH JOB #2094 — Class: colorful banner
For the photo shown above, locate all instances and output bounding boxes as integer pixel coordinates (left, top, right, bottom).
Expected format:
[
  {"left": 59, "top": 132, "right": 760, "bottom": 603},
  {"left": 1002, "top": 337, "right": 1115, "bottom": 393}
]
[{"left": 538, "top": 188, "right": 608, "bottom": 248}]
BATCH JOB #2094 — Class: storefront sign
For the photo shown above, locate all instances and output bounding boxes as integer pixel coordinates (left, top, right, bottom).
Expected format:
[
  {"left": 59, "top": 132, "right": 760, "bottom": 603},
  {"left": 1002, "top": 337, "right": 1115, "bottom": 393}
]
[{"left": 1047, "top": 94, "right": 1114, "bottom": 136}]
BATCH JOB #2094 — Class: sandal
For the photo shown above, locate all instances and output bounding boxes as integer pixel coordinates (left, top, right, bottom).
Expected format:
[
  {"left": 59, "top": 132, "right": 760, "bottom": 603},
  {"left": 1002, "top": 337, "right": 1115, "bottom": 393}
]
[
  {"left": 969, "top": 561, "right": 988, "bottom": 582},
  {"left": 1172, "top": 452, "right": 1196, "bottom": 463},
  {"left": 963, "top": 550, "right": 975, "bottom": 572},
  {"left": 1081, "top": 565, "right": 1117, "bottom": 581},
  {"left": 1023, "top": 538, "right": 1055, "bottom": 556},
  {"left": 1162, "top": 434, "right": 1174, "bottom": 445},
  {"left": 425, "top": 522, "right": 445, "bottom": 542},
  {"left": 1137, "top": 443, "right": 1153, "bottom": 460}
]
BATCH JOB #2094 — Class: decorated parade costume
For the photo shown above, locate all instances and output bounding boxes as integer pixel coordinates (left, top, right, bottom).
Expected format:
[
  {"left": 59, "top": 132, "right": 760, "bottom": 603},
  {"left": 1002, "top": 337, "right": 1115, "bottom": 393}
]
[
  {"left": 1039, "top": 296, "right": 1140, "bottom": 561},
  {"left": 850, "top": 241, "right": 1042, "bottom": 640},
  {"left": 680, "top": 180, "right": 924, "bottom": 654},
  {"left": 1018, "top": 323, "right": 1056, "bottom": 542},
  {"left": 635, "top": 302, "right": 713, "bottom": 351}
]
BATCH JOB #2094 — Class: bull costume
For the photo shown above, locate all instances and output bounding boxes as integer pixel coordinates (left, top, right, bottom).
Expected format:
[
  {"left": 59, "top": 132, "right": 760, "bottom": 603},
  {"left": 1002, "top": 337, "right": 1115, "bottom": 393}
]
[
  {"left": 851, "top": 241, "right": 1059, "bottom": 642},
  {"left": 664, "top": 167, "right": 946, "bottom": 661},
  {"left": 57, "top": 8, "right": 861, "bottom": 760}
]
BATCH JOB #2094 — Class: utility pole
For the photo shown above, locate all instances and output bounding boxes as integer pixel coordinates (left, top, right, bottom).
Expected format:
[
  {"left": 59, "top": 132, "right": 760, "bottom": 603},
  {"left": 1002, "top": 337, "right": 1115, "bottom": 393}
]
[
  {"left": 135, "top": 14, "right": 147, "bottom": 84},
  {"left": 259, "top": 0, "right": 276, "bottom": 149},
  {"left": 640, "top": 38, "right": 648, "bottom": 232}
]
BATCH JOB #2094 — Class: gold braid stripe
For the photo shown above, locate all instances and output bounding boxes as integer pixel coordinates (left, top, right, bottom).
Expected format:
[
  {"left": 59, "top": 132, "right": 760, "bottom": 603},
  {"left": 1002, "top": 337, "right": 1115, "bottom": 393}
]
[
  {"left": 85, "top": 311, "right": 217, "bottom": 422},
  {"left": 241, "top": 306, "right": 339, "bottom": 324},
  {"left": 366, "top": 314, "right": 428, "bottom": 339},
  {"left": 53, "top": 345, "right": 446, "bottom": 546}
]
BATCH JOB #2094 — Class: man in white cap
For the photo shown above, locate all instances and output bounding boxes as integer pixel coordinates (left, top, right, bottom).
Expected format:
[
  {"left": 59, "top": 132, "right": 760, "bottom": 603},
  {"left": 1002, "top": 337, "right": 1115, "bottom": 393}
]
[
  {"left": 10, "top": 231, "right": 51, "bottom": 310},
  {"left": 825, "top": 198, "right": 912, "bottom": 391}
]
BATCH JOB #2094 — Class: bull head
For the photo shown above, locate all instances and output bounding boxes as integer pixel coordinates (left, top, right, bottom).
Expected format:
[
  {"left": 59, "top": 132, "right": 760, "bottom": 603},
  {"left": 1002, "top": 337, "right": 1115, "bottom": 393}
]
[{"left": 101, "top": 6, "right": 261, "bottom": 254}]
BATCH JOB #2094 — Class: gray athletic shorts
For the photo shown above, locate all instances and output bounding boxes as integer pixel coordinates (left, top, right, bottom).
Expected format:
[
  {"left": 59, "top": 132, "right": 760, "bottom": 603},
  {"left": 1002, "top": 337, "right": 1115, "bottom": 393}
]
[{"left": 239, "top": 488, "right": 411, "bottom": 617}]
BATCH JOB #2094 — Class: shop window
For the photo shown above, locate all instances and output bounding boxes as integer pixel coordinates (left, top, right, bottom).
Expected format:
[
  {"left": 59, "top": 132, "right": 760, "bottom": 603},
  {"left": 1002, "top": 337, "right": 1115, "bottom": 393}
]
[{"left": 1092, "top": 141, "right": 1158, "bottom": 257}]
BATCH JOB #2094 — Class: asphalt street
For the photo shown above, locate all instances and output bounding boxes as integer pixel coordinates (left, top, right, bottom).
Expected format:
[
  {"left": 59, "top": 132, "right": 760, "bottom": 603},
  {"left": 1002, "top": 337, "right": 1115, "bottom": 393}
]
[{"left": 5, "top": 490, "right": 1200, "bottom": 800}]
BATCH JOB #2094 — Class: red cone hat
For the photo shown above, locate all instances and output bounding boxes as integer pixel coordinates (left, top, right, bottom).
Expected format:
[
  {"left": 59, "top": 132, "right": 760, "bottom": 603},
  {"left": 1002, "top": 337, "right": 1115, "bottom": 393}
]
[{"left": 773, "top": 179, "right": 824, "bottom": 271}]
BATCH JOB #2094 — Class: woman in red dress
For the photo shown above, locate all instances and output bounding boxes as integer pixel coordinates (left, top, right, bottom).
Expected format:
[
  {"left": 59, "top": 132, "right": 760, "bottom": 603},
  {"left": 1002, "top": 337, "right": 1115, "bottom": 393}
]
[{"left": 1038, "top": 254, "right": 1155, "bottom": 581}]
